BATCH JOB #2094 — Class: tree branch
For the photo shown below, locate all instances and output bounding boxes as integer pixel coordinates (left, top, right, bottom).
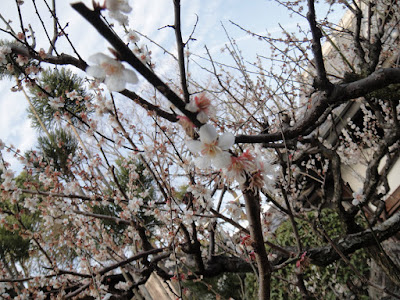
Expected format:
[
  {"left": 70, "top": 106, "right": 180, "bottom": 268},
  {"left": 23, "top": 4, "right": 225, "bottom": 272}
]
[
  {"left": 70, "top": 2, "right": 202, "bottom": 127},
  {"left": 173, "top": 0, "right": 190, "bottom": 103},
  {"left": 236, "top": 68, "right": 400, "bottom": 144},
  {"left": 306, "top": 0, "right": 332, "bottom": 90}
]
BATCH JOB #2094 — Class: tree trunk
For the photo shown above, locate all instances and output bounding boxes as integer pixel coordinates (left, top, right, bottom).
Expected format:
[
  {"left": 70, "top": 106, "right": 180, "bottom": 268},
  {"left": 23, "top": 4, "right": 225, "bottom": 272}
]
[{"left": 243, "top": 188, "right": 272, "bottom": 300}]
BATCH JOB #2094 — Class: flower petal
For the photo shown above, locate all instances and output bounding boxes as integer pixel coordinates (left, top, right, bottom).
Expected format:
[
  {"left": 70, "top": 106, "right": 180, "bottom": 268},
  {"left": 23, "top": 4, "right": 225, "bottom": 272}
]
[
  {"left": 196, "top": 111, "right": 209, "bottom": 123},
  {"left": 236, "top": 172, "right": 246, "bottom": 184},
  {"left": 88, "top": 53, "right": 109, "bottom": 64},
  {"left": 185, "top": 102, "right": 197, "bottom": 113},
  {"left": 186, "top": 140, "right": 203, "bottom": 153},
  {"left": 122, "top": 69, "right": 138, "bottom": 84},
  {"left": 195, "top": 156, "right": 211, "bottom": 169},
  {"left": 213, "top": 152, "right": 232, "bottom": 169},
  {"left": 105, "top": 74, "right": 126, "bottom": 91},
  {"left": 119, "top": 3, "right": 132, "bottom": 13},
  {"left": 218, "top": 132, "right": 235, "bottom": 150},
  {"left": 86, "top": 66, "right": 106, "bottom": 79},
  {"left": 199, "top": 124, "right": 217, "bottom": 144}
]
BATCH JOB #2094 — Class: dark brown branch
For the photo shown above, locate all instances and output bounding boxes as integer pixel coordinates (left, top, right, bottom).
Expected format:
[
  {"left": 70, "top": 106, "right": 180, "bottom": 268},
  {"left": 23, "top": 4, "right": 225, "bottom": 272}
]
[
  {"left": 99, "top": 248, "right": 166, "bottom": 276},
  {"left": 352, "top": 3, "right": 368, "bottom": 71},
  {"left": 64, "top": 282, "right": 91, "bottom": 299},
  {"left": 363, "top": 129, "right": 400, "bottom": 203},
  {"left": 308, "top": 209, "right": 400, "bottom": 266},
  {"left": 71, "top": 2, "right": 202, "bottom": 127},
  {"left": 282, "top": 188, "right": 303, "bottom": 254},
  {"left": 242, "top": 188, "right": 272, "bottom": 300},
  {"left": 11, "top": 45, "right": 179, "bottom": 123},
  {"left": 120, "top": 90, "right": 178, "bottom": 123},
  {"left": 173, "top": 0, "right": 190, "bottom": 103},
  {"left": 318, "top": 226, "right": 400, "bottom": 300},
  {"left": 236, "top": 68, "right": 400, "bottom": 144},
  {"left": 11, "top": 44, "right": 87, "bottom": 70},
  {"left": 306, "top": 0, "right": 332, "bottom": 90},
  {"left": 3, "top": 211, "right": 400, "bottom": 295},
  {"left": 73, "top": 210, "right": 132, "bottom": 225},
  {"left": 49, "top": 0, "right": 58, "bottom": 54}
]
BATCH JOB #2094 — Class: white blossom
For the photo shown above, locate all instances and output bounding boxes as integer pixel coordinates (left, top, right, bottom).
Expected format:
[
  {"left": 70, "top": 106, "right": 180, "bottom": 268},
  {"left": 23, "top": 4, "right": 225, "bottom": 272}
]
[
  {"left": 105, "top": 0, "right": 132, "bottom": 25},
  {"left": 133, "top": 44, "right": 151, "bottom": 65},
  {"left": 186, "top": 124, "right": 234, "bottom": 169},
  {"left": 126, "top": 30, "right": 140, "bottom": 43},
  {"left": 24, "top": 196, "right": 39, "bottom": 213},
  {"left": 128, "top": 197, "right": 143, "bottom": 212},
  {"left": 185, "top": 93, "right": 213, "bottom": 123},
  {"left": 86, "top": 53, "right": 138, "bottom": 92},
  {"left": 1, "top": 169, "right": 15, "bottom": 191},
  {"left": 102, "top": 293, "right": 113, "bottom": 300},
  {"left": 35, "top": 291, "right": 46, "bottom": 300},
  {"left": 224, "top": 149, "right": 256, "bottom": 184},
  {"left": 0, "top": 46, "right": 11, "bottom": 65},
  {"left": 226, "top": 201, "right": 244, "bottom": 219},
  {"left": 15, "top": 54, "right": 28, "bottom": 66},
  {"left": 48, "top": 96, "right": 64, "bottom": 110},
  {"left": 352, "top": 189, "right": 364, "bottom": 206}
]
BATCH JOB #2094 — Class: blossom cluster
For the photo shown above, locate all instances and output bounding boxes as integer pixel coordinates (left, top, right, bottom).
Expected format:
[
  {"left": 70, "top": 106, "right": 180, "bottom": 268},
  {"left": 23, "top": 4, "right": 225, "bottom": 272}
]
[
  {"left": 0, "top": 169, "right": 16, "bottom": 191},
  {"left": 185, "top": 93, "right": 214, "bottom": 123},
  {"left": 86, "top": 53, "right": 138, "bottom": 92},
  {"left": 0, "top": 46, "right": 11, "bottom": 65},
  {"left": 104, "top": 0, "right": 132, "bottom": 25},
  {"left": 124, "top": 30, "right": 152, "bottom": 66},
  {"left": 186, "top": 123, "right": 276, "bottom": 190},
  {"left": 352, "top": 189, "right": 365, "bottom": 206},
  {"left": 48, "top": 96, "right": 65, "bottom": 110}
]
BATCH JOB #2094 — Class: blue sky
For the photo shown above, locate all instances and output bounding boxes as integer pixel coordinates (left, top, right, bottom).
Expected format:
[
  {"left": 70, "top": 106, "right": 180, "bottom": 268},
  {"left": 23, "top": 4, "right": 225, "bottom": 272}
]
[{"left": 0, "top": 0, "right": 343, "bottom": 169}]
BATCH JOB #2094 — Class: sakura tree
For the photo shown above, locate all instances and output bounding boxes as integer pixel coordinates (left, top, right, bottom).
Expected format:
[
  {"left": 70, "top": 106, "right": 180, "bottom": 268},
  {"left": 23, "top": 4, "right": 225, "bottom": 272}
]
[{"left": 1, "top": 0, "right": 400, "bottom": 299}]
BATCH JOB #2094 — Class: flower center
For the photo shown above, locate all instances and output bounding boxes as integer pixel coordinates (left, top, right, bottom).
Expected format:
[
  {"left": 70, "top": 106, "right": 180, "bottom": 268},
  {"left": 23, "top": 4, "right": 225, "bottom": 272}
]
[
  {"left": 101, "top": 62, "right": 122, "bottom": 76},
  {"left": 195, "top": 95, "right": 211, "bottom": 111},
  {"left": 201, "top": 141, "right": 220, "bottom": 157}
]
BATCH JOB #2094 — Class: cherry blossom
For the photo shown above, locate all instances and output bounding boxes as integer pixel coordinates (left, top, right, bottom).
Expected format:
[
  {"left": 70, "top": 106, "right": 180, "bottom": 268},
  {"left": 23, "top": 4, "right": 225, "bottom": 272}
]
[
  {"left": 0, "top": 46, "right": 11, "bottom": 65},
  {"left": 86, "top": 53, "right": 138, "bottom": 92},
  {"left": 127, "top": 196, "right": 143, "bottom": 212},
  {"left": 185, "top": 93, "right": 213, "bottom": 123},
  {"left": 1, "top": 169, "right": 15, "bottom": 191},
  {"left": 133, "top": 44, "right": 151, "bottom": 65},
  {"left": 352, "top": 189, "right": 365, "bottom": 206},
  {"left": 186, "top": 124, "right": 234, "bottom": 169},
  {"left": 16, "top": 54, "right": 29, "bottom": 66},
  {"left": 226, "top": 200, "right": 244, "bottom": 219},
  {"left": 224, "top": 149, "right": 256, "bottom": 184},
  {"left": 105, "top": 0, "right": 132, "bottom": 25},
  {"left": 126, "top": 29, "right": 140, "bottom": 43},
  {"left": 48, "top": 96, "right": 64, "bottom": 110}
]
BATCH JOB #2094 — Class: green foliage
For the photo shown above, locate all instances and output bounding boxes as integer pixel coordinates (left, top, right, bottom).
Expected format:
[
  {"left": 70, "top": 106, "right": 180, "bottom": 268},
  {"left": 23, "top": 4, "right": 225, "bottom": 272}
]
[
  {"left": 0, "top": 216, "right": 31, "bottom": 262},
  {"left": 182, "top": 273, "right": 246, "bottom": 300},
  {"left": 28, "top": 67, "right": 89, "bottom": 129},
  {"left": 37, "top": 128, "right": 78, "bottom": 176},
  {"left": 93, "top": 159, "right": 159, "bottom": 243},
  {"left": 0, "top": 171, "right": 40, "bottom": 264},
  {"left": 266, "top": 209, "right": 370, "bottom": 299}
]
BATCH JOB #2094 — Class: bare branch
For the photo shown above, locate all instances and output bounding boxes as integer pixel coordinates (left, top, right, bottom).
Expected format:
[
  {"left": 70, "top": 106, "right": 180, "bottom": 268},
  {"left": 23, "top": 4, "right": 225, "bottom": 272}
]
[
  {"left": 306, "top": 0, "right": 332, "bottom": 90},
  {"left": 173, "top": 0, "right": 190, "bottom": 103}
]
